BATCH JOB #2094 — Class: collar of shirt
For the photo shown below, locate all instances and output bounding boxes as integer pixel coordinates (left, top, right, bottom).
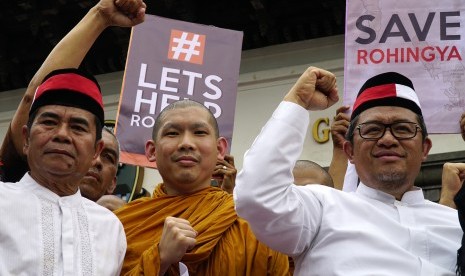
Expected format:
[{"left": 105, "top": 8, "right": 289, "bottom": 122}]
[
  {"left": 356, "top": 182, "right": 424, "bottom": 205},
  {"left": 19, "top": 173, "right": 83, "bottom": 207}
]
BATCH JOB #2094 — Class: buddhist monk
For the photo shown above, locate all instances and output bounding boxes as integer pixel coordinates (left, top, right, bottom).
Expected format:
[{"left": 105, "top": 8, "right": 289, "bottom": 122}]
[{"left": 115, "top": 99, "right": 290, "bottom": 275}]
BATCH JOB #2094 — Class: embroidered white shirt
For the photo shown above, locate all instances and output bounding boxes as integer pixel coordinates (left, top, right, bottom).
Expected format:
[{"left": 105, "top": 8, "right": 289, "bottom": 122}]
[{"left": 0, "top": 173, "right": 126, "bottom": 275}]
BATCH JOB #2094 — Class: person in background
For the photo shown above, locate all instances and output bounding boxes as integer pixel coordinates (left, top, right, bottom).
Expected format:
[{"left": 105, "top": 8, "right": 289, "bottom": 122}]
[
  {"left": 97, "top": 194, "right": 129, "bottom": 211},
  {"left": 0, "top": 67, "right": 126, "bottom": 274},
  {"left": 292, "top": 160, "right": 333, "bottom": 187},
  {"left": 234, "top": 68, "right": 461, "bottom": 275},
  {"left": 439, "top": 112, "right": 465, "bottom": 275},
  {"left": 439, "top": 163, "right": 465, "bottom": 209},
  {"left": 115, "top": 99, "right": 290, "bottom": 275},
  {"left": 0, "top": 0, "right": 145, "bottom": 204},
  {"left": 80, "top": 127, "right": 120, "bottom": 201},
  {"left": 438, "top": 162, "right": 465, "bottom": 275}
]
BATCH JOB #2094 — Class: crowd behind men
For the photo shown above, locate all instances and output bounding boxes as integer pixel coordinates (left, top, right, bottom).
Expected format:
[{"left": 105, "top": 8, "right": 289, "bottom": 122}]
[{"left": 1, "top": 0, "right": 465, "bottom": 275}]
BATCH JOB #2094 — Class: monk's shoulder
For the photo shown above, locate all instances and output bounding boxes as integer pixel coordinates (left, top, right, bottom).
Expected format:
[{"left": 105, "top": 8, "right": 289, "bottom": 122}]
[{"left": 114, "top": 197, "right": 155, "bottom": 217}]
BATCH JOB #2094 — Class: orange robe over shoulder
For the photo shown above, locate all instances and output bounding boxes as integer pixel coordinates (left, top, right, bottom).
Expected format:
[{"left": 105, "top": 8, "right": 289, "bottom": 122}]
[{"left": 115, "top": 184, "right": 290, "bottom": 275}]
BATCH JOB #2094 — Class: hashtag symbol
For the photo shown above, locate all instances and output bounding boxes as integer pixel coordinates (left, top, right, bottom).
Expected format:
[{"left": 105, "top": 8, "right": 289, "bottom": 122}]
[{"left": 168, "top": 30, "right": 205, "bottom": 65}]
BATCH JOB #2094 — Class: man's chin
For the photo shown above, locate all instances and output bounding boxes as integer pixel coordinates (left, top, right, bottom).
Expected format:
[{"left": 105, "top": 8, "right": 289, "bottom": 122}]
[
  {"left": 376, "top": 170, "right": 406, "bottom": 185},
  {"left": 78, "top": 184, "right": 101, "bottom": 201},
  {"left": 80, "top": 176, "right": 99, "bottom": 186}
]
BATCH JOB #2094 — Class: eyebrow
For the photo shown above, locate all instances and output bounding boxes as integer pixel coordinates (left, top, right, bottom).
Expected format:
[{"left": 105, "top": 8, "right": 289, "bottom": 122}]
[
  {"left": 161, "top": 123, "right": 181, "bottom": 132},
  {"left": 191, "top": 122, "right": 211, "bottom": 129},
  {"left": 38, "top": 111, "right": 91, "bottom": 127},
  {"left": 37, "top": 111, "right": 60, "bottom": 120},
  {"left": 162, "top": 121, "right": 211, "bottom": 130},
  {"left": 360, "top": 119, "right": 417, "bottom": 124},
  {"left": 69, "top": 117, "right": 91, "bottom": 127},
  {"left": 102, "top": 147, "right": 118, "bottom": 160}
]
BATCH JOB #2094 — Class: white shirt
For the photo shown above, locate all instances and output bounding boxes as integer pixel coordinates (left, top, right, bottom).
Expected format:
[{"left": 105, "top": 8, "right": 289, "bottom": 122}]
[
  {"left": 0, "top": 173, "right": 126, "bottom": 276},
  {"left": 234, "top": 101, "right": 462, "bottom": 276}
]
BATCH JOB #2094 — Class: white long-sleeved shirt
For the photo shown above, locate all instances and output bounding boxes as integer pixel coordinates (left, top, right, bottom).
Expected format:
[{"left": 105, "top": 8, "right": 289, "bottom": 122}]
[
  {"left": 234, "top": 101, "right": 462, "bottom": 275},
  {"left": 0, "top": 173, "right": 126, "bottom": 275}
]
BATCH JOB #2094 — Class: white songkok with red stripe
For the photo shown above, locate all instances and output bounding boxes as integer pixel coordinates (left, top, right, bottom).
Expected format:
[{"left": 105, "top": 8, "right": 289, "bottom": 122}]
[{"left": 350, "top": 72, "right": 422, "bottom": 121}]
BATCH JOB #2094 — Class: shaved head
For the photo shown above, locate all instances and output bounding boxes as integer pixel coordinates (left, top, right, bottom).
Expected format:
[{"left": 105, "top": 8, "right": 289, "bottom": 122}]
[{"left": 293, "top": 160, "right": 333, "bottom": 187}]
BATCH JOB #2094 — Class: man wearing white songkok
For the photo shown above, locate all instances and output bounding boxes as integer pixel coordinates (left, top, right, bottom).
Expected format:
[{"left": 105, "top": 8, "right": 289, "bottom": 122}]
[{"left": 234, "top": 68, "right": 461, "bottom": 275}]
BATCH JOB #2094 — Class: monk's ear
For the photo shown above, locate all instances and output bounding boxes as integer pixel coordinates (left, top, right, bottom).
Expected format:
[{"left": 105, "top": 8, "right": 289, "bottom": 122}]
[
  {"left": 145, "top": 140, "right": 156, "bottom": 162},
  {"left": 217, "top": 137, "right": 228, "bottom": 159}
]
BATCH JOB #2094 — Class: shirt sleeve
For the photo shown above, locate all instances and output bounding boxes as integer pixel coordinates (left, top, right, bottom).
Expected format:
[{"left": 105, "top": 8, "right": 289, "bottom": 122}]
[
  {"left": 234, "top": 101, "right": 323, "bottom": 256},
  {"left": 116, "top": 226, "right": 127, "bottom": 275}
]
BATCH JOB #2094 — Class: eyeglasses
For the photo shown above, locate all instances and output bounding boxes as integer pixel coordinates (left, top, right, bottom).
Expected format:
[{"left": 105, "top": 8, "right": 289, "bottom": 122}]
[{"left": 356, "top": 122, "right": 421, "bottom": 140}]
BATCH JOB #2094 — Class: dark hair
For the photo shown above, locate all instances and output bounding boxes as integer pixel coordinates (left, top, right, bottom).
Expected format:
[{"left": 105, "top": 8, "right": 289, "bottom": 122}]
[
  {"left": 152, "top": 99, "right": 219, "bottom": 140},
  {"left": 102, "top": 126, "right": 120, "bottom": 162},
  {"left": 346, "top": 114, "right": 428, "bottom": 143}
]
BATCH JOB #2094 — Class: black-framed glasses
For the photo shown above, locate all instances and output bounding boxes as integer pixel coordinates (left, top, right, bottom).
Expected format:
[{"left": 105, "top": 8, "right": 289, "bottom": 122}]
[{"left": 356, "top": 122, "right": 421, "bottom": 140}]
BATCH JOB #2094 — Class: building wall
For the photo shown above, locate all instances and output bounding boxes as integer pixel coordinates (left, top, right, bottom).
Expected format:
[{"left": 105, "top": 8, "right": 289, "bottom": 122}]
[{"left": 0, "top": 35, "right": 463, "bottom": 194}]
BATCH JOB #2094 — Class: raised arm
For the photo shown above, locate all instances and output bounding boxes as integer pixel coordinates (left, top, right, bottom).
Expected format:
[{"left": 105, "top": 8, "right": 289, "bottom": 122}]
[
  {"left": 0, "top": 0, "right": 145, "bottom": 180},
  {"left": 439, "top": 162, "right": 465, "bottom": 209},
  {"left": 234, "top": 67, "right": 338, "bottom": 255},
  {"left": 328, "top": 105, "right": 350, "bottom": 190}
]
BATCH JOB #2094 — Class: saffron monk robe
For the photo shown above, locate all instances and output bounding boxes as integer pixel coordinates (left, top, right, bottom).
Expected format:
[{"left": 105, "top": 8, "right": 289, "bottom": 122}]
[{"left": 115, "top": 99, "right": 290, "bottom": 275}]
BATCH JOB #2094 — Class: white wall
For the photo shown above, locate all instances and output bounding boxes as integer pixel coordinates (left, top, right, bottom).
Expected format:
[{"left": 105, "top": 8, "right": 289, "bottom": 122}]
[{"left": 1, "top": 34, "right": 463, "bottom": 193}]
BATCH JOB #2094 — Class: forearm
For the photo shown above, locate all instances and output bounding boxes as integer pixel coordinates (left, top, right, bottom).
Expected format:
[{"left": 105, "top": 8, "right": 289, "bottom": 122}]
[
  {"left": 9, "top": 6, "right": 110, "bottom": 155},
  {"left": 33, "top": 6, "right": 109, "bottom": 79},
  {"left": 439, "top": 196, "right": 456, "bottom": 209},
  {"left": 439, "top": 162, "right": 465, "bottom": 209},
  {"left": 328, "top": 148, "right": 348, "bottom": 190}
]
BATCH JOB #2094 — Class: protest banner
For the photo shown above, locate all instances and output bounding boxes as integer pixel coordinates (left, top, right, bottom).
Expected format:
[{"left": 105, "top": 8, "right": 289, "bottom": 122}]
[
  {"left": 344, "top": 0, "right": 465, "bottom": 133},
  {"left": 115, "top": 15, "right": 243, "bottom": 167}
]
